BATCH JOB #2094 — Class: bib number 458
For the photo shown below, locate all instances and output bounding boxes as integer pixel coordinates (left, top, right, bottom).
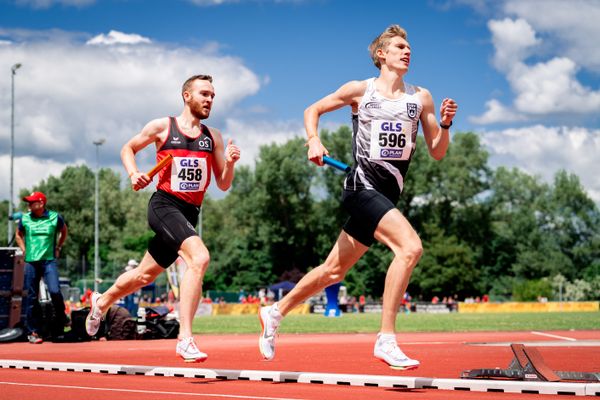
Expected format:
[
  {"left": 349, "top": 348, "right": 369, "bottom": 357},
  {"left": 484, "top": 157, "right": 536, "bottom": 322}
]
[{"left": 178, "top": 168, "right": 202, "bottom": 181}]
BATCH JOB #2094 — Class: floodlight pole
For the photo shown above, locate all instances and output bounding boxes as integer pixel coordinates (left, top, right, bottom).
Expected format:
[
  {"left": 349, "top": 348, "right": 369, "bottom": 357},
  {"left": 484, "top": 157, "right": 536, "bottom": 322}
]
[
  {"left": 93, "top": 139, "right": 105, "bottom": 292},
  {"left": 8, "top": 63, "right": 22, "bottom": 246}
]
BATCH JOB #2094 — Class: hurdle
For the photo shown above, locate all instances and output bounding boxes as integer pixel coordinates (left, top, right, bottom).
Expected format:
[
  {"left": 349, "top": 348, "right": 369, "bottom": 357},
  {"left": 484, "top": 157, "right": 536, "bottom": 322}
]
[
  {"left": 462, "top": 343, "right": 600, "bottom": 383},
  {"left": 2, "top": 359, "right": 599, "bottom": 396}
]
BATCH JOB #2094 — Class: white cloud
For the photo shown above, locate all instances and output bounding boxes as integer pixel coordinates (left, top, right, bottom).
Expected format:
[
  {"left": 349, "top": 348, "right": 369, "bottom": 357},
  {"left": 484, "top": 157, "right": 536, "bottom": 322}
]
[
  {"left": 488, "top": 18, "right": 539, "bottom": 71},
  {"left": 480, "top": 125, "right": 600, "bottom": 202},
  {"left": 186, "top": 0, "right": 303, "bottom": 5},
  {"left": 0, "top": 155, "right": 77, "bottom": 202},
  {"left": 15, "top": 0, "right": 95, "bottom": 9},
  {"left": 223, "top": 118, "right": 305, "bottom": 166},
  {"left": 469, "top": 99, "right": 526, "bottom": 125},
  {"left": 509, "top": 58, "right": 600, "bottom": 114},
  {"left": 0, "top": 29, "right": 262, "bottom": 203},
  {"left": 503, "top": 0, "right": 600, "bottom": 72},
  {"left": 86, "top": 30, "right": 151, "bottom": 46},
  {"left": 187, "top": 0, "right": 240, "bottom": 5},
  {"left": 471, "top": 15, "right": 600, "bottom": 124}
]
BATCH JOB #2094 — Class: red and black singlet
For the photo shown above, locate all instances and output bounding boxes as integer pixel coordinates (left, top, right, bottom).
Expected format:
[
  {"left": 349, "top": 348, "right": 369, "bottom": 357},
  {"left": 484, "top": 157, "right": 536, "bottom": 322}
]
[{"left": 156, "top": 117, "right": 214, "bottom": 206}]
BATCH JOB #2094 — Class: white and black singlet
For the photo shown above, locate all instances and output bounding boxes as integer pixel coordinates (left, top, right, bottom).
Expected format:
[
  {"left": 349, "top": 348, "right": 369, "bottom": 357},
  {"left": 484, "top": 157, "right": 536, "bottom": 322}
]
[
  {"left": 340, "top": 78, "right": 423, "bottom": 246},
  {"left": 345, "top": 77, "right": 422, "bottom": 202}
]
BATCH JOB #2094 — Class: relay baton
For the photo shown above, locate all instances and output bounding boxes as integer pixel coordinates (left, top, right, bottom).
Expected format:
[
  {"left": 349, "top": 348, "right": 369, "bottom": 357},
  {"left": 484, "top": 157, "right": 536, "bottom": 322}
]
[
  {"left": 147, "top": 153, "right": 173, "bottom": 178},
  {"left": 323, "top": 155, "right": 350, "bottom": 173}
]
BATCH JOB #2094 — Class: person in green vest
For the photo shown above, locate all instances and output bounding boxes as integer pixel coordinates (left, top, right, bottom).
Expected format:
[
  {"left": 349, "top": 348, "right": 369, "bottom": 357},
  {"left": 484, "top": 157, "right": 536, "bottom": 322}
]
[{"left": 15, "top": 191, "right": 68, "bottom": 344}]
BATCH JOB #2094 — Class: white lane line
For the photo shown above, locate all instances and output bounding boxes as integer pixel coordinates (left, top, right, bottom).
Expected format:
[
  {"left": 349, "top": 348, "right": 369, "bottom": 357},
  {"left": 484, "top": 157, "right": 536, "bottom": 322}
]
[
  {"left": 1, "top": 359, "right": 591, "bottom": 396},
  {"left": 0, "top": 381, "right": 306, "bottom": 400},
  {"left": 531, "top": 331, "right": 577, "bottom": 341},
  {"left": 401, "top": 341, "right": 455, "bottom": 345}
]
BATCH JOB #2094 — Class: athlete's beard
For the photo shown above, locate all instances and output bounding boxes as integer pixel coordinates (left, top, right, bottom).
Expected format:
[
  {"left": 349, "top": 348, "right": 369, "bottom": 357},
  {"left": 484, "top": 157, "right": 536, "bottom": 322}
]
[{"left": 189, "top": 98, "right": 211, "bottom": 120}]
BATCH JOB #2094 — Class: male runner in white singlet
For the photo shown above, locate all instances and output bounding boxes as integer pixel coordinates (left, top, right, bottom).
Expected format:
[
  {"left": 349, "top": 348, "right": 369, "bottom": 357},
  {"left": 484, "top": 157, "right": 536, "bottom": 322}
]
[
  {"left": 86, "top": 75, "right": 240, "bottom": 362},
  {"left": 259, "top": 25, "right": 457, "bottom": 370}
]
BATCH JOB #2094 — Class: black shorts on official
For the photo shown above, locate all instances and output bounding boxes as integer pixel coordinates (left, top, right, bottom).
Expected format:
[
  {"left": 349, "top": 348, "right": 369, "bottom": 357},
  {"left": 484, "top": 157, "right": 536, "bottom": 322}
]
[
  {"left": 147, "top": 190, "right": 200, "bottom": 268},
  {"left": 341, "top": 189, "right": 396, "bottom": 247}
]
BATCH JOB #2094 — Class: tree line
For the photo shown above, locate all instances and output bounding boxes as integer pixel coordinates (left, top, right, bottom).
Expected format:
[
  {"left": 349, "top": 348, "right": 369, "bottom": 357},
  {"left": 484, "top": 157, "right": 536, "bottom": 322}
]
[{"left": 2, "top": 127, "right": 599, "bottom": 301}]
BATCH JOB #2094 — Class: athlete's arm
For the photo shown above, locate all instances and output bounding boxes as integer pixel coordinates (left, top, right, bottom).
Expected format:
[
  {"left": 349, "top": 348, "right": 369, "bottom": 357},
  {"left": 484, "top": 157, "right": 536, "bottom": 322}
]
[
  {"left": 304, "top": 80, "right": 367, "bottom": 165},
  {"left": 419, "top": 88, "right": 457, "bottom": 161},
  {"left": 55, "top": 222, "right": 67, "bottom": 258},
  {"left": 210, "top": 127, "right": 240, "bottom": 191},
  {"left": 121, "top": 117, "right": 169, "bottom": 190},
  {"left": 14, "top": 227, "right": 25, "bottom": 256}
]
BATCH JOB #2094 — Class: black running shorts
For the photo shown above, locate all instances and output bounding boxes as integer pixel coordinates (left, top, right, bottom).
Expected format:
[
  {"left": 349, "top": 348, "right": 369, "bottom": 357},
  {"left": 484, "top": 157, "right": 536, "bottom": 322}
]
[
  {"left": 341, "top": 189, "right": 396, "bottom": 247},
  {"left": 147, "top": 190, "right": 200, "bottom": 268}
]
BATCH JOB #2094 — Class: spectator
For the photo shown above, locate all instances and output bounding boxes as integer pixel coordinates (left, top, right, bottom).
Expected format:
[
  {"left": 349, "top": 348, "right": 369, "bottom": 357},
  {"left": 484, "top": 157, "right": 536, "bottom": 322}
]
[
  {"left": 16, "top": 191, "right": 68, "bottom": 343},
  {"left": 122, "top": 259, "right": 140, "bottom": 316},
  {"left": 258, "top": 288, "right": 266, "bottom": 305}
]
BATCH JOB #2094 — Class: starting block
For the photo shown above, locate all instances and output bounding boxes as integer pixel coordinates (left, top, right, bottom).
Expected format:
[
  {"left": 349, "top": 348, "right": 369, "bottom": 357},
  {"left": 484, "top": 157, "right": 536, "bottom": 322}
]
[{"left": 462, "top": 343, "right": 600, "bottom": 383}]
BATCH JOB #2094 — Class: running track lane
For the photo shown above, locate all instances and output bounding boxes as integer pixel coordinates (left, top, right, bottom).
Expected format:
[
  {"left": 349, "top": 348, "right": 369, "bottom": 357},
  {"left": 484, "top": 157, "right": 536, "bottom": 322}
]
[{"left": 1, "top": 330, "right": 598, "bottom": 400}]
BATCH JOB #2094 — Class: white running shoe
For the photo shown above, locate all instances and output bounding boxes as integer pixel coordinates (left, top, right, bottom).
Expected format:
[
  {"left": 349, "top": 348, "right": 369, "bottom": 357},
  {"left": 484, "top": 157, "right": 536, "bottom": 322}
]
[
  {"left": 176, "top": 337, "right": 208, "bottom": 363},
  {"left": 259, "top": 305, "right": 282, "bottom": 360},
  {"left": 374, "top": 334, "right": 420, "bottom": 370},
  {"left": 85, "top": 292, "right": 104, "bottom": 336}
]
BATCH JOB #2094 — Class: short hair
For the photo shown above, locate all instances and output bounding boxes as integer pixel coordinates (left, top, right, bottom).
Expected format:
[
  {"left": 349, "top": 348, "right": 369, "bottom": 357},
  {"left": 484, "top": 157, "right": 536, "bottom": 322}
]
[
  {"left": 368, "top": 25, "right": 408, "bottom": 69},
  {"left": 181, "top": 74, "right": 213, "bottom": 98}
]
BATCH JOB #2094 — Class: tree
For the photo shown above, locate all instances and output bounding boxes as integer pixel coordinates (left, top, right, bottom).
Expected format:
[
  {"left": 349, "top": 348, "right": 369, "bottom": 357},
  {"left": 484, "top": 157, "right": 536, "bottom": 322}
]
[{"left": 0, "top": 200, "right": 10, "bottom": 246}]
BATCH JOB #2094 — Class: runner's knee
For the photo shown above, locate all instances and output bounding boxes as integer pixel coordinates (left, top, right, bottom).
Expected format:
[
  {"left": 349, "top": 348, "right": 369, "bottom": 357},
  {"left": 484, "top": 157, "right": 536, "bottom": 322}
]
[
  {"left": 134, "top": 270, "right": 157, "bottom": 286},
  {"left": 187, "top": 252, "right": 210, "bottom": 275},
  {"left": 321, "top": 263, "right": 346, "bottom": 285},
  {"left": 399, "top": 236, "right": 423, "bottom": 265}
]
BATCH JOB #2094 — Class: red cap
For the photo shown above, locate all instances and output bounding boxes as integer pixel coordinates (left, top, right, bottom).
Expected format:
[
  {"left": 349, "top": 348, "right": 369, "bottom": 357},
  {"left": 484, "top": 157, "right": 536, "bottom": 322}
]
[{"left": 23, "top": 191, "right": 47, "bottom": 204}]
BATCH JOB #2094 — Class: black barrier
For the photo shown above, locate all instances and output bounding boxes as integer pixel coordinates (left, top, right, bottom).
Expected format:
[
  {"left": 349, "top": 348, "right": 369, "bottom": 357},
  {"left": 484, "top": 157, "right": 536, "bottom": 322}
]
[{"left": 0, "top": 247, "right": 26, "bottom": 331}]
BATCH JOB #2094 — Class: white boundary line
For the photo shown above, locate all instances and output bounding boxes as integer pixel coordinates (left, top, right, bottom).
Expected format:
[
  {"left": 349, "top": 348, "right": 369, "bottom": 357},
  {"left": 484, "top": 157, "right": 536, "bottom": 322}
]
[
  {"left": 1, "top": 359, "right": 598, "bottom": 397},
  {"left": 530, "top": 331, "right": 578, "bottom": 341},
  {"left": 0, "top": 381, "right": 306, "bottom": 400}
]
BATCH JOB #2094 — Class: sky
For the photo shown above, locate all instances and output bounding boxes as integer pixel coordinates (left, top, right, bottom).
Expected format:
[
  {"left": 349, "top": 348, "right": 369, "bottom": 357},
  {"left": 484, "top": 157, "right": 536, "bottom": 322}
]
[{"left": 0, "top": 0, "right": 599, "bottom": 206}]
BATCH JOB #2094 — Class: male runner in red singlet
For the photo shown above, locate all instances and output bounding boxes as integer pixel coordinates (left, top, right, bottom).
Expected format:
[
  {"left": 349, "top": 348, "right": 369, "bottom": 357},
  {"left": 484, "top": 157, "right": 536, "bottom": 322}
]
[
  {"left": 86, "top": 75, "right": 240, "bottom": 362},
  {"left": 259, "top": 25, "right": 457, "bottom": 370}
]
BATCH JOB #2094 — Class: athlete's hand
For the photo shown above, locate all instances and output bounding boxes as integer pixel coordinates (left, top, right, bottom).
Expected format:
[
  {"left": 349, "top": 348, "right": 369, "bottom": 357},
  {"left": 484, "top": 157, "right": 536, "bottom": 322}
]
[
  {"left": 440, "top": 98, "right": 458, "bottom": 126},
  {"left": 306, "top": 136, "right": 329, "bottom": 166},
  {"left": 130, "top": 171, "right": 151, "bottom": 191},
  {"left": 225, "top": 138, "right": 241, "bottom": 163}
]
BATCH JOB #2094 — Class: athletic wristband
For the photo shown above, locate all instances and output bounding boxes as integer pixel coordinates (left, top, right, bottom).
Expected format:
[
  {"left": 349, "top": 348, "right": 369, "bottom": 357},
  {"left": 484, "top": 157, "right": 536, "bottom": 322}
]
[{"left": 440, "top": 121, "right": 452, "bottom": 129}]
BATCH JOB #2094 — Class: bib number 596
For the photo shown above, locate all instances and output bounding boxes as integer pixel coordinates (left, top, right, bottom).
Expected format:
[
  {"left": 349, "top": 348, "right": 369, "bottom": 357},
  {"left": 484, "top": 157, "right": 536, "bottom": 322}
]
[{"left": 378, "top": 132, "right": 406, "bottom": 148}]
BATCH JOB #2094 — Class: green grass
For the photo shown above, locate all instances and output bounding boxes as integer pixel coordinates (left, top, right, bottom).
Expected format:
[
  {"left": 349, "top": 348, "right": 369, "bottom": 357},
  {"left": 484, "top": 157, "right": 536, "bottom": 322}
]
[{"left": 192, "top": 311, "right": 600, "bottom": 335}]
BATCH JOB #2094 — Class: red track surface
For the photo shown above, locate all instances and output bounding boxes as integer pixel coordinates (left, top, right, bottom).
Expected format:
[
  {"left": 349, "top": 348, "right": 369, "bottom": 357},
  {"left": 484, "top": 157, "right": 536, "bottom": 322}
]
[{"left": 1, "top": 330, "right": 599, "bottom": 399}]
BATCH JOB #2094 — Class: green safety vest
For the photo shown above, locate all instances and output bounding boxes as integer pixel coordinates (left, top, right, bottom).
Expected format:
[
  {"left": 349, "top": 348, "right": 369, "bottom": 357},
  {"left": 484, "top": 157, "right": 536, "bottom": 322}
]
[{"left": 21, "top": 210, "right": 60, "bottom": 262}]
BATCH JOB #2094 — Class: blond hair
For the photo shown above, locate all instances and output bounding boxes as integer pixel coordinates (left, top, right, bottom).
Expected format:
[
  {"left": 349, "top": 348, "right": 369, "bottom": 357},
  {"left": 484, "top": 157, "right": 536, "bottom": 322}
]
[{"left": 368, "top": 25, "right": 408, "bottom": 69}]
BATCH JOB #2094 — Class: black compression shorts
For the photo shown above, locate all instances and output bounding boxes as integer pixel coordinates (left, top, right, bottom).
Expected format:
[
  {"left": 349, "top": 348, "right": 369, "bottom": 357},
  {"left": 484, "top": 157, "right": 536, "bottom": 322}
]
[
  {"left": 147, "top": 190, "right": 200, "bottom": 268},
  {"left": 341, "top": 189, "right": 396, "bottom": 247}
]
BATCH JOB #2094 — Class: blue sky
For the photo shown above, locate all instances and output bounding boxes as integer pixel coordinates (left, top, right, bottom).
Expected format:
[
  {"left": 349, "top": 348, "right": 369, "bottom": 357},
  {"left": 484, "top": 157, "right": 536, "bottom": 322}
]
[{"left": 1, "top": 0, "right": 599, "bottom": 203}]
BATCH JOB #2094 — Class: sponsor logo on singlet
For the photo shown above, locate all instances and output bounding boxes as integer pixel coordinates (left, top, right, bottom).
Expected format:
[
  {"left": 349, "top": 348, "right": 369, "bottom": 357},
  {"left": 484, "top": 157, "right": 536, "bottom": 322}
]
[
  {"left": 365, "top": 101, "right": 382, "bottom": 109},
  {"left": 198, "top": 137, "right": 213, "bottom": 150},
  {"left": 179, "top": 182, "right": 201, "bottom": 190},
  {"left": 171, "top": 136, "right": 181, "bottom": 144},
  {"left": 380, "top": 148, "right": 404, "bottom": 158}
]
